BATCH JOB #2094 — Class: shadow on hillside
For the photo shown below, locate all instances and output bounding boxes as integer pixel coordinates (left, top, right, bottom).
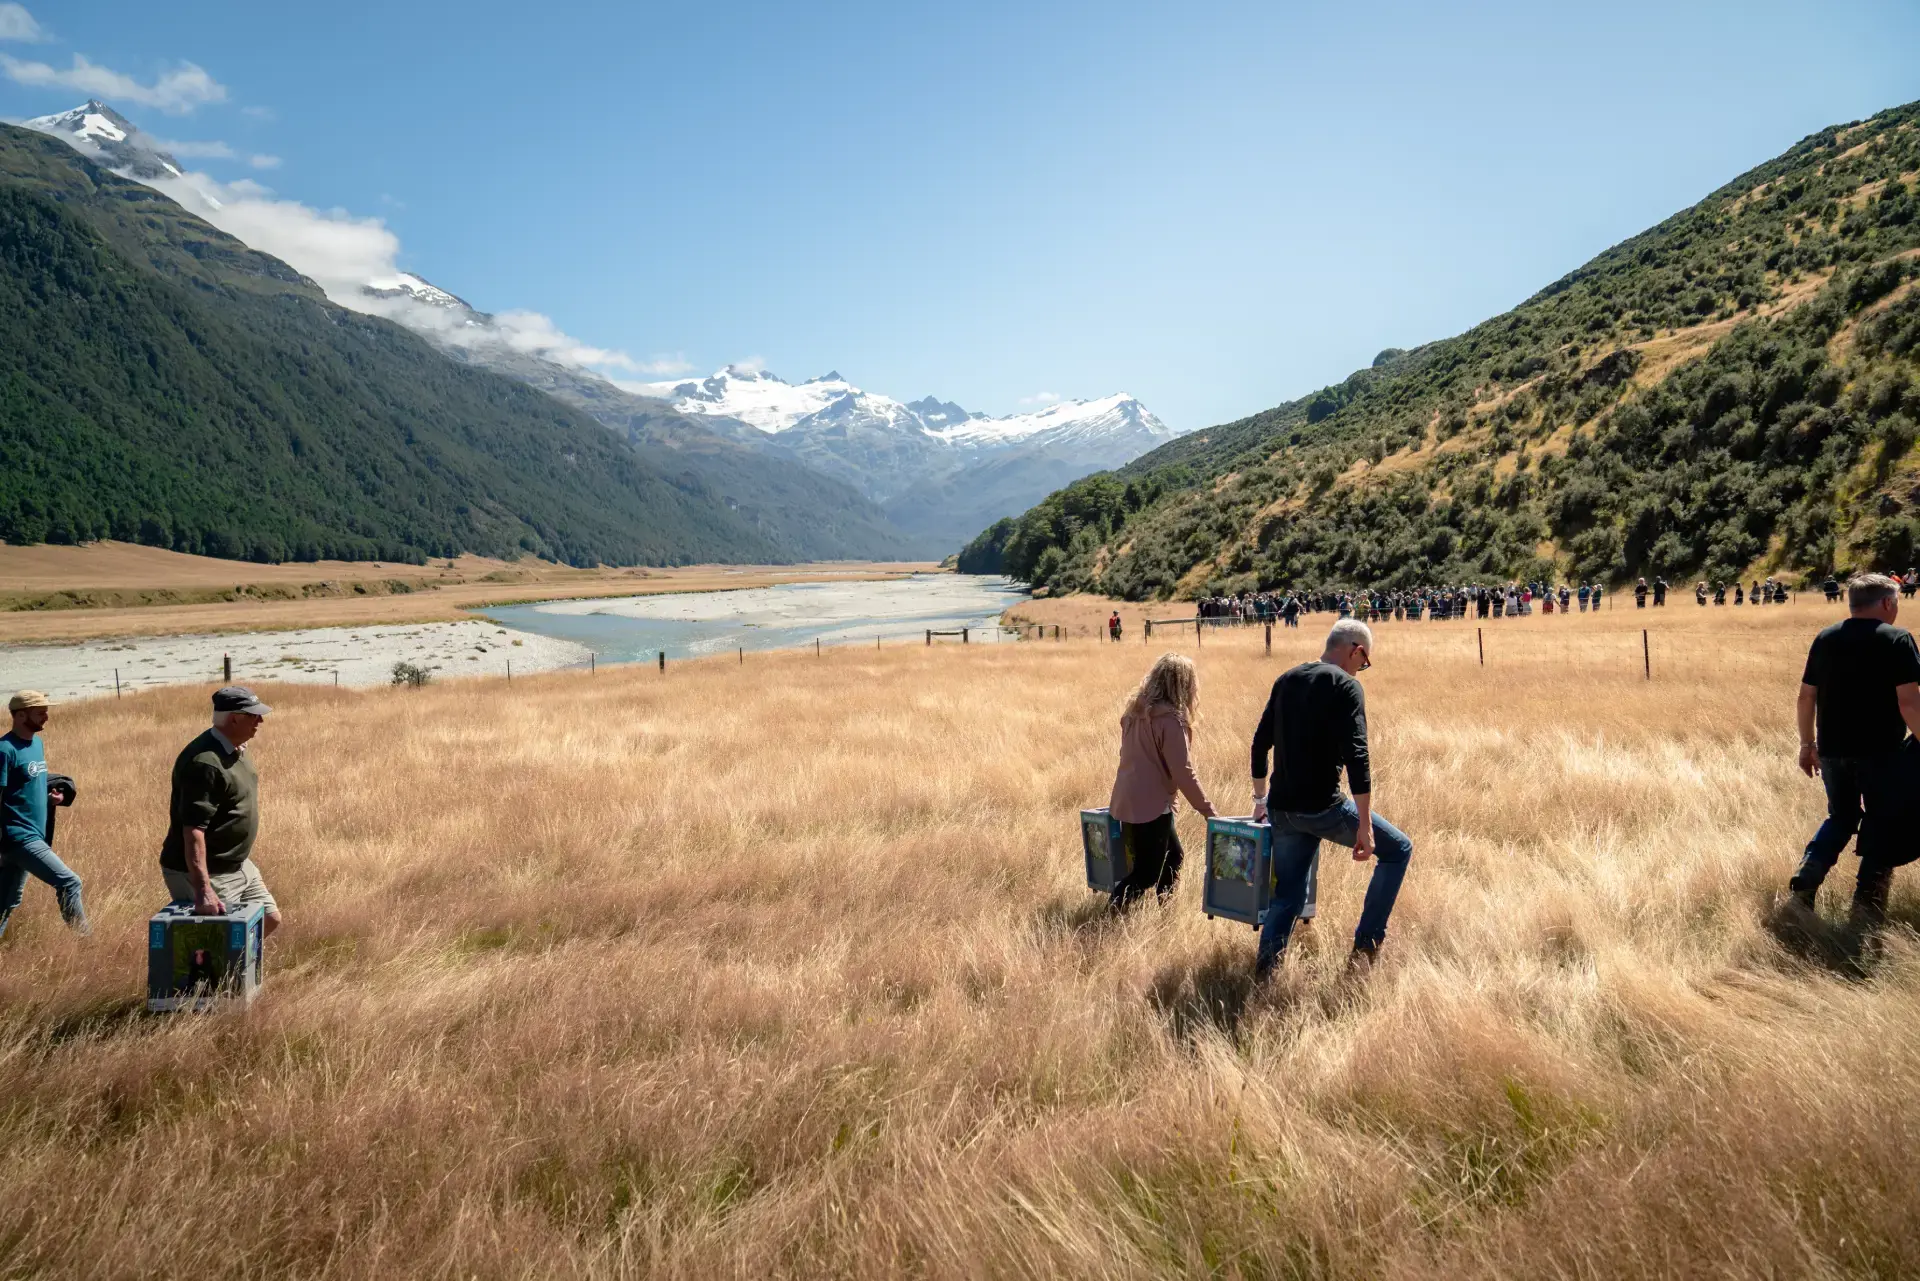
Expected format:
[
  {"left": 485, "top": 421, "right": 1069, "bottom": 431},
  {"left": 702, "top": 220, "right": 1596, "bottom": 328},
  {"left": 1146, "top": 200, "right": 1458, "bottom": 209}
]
[
  {"left": 1148, "top": 945, "right": 1259, "bottom": 1045},
  {"left": 1761, "top": 893, "right": 1920, "bottom": 979},
  {"left": 41, "top": 994, "right": 148, "bottom": 1045},
  {"left": 1031, "top": 894, "right": 1114, "bottom": 940}
]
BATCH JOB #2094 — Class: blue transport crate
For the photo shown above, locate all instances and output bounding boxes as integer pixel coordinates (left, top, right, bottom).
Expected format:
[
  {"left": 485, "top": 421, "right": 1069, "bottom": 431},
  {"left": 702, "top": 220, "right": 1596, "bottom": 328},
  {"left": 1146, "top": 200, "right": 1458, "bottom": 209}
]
[
  {"left": 1080, "top": 808, "right": 1130, "bottom": 893},
  {"left": 146, "top": 901, "right": 266, "bottom": 1012},
  {"left": 1203, "top": 817, "right": 1273, "bottom": 929}
]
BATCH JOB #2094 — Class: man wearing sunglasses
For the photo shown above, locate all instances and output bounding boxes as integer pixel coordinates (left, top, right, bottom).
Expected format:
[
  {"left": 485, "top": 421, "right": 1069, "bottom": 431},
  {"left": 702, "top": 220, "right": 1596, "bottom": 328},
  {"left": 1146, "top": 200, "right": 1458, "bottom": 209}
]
[{"left": 1250, "top": 618, "right": 1413, "bottom": 979}]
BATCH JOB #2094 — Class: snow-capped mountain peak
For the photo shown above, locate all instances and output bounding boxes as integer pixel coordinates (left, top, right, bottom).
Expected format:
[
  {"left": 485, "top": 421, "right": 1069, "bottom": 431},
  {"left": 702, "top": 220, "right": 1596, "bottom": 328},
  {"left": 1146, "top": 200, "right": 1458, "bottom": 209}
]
[
  {"left": 638, "top": 366, "right": 900, "bottom": 435},
  {"left": 23, "top": 100, "right": 184, "bottom": 182},
  {"left": 639, "top": 366, "right": 1176, "bottom": 454},
  {"left": 925, "top": 392, "right": 1172, "bottom": 448}
]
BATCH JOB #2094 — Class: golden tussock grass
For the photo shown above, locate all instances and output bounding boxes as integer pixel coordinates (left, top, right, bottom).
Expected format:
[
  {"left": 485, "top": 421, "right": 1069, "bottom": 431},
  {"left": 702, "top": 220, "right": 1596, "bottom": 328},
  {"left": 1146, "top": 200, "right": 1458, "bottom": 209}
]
[{"left": 3, "top": 600, "right": 1919, "bottom": 1278}]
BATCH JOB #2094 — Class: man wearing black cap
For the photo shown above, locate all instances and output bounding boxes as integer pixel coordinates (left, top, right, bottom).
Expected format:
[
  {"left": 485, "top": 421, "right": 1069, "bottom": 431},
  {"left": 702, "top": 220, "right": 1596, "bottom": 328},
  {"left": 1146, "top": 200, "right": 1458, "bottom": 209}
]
[
  {"left": 0, "top": 690, "right": 88, "bottom": 940},
  {"left": 159, "top": 686, "right": 281, "bottom": 937}
]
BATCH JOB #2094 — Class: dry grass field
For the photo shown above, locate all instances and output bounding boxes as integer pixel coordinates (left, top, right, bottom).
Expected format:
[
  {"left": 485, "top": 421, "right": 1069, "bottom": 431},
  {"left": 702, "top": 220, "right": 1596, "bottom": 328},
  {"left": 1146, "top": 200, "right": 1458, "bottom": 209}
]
[
  {"left": 3, "top": 598, "right": 1918, "bottom": 1279},
  {"left": 0, "top": 542, "right": 937, "bottom": 642}
]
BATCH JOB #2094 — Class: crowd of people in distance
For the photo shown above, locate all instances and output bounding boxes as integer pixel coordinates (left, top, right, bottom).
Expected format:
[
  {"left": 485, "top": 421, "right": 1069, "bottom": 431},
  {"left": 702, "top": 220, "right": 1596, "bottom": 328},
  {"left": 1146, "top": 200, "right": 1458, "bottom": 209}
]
[
  {"left": 1105, "top": 573, "right": 1920, "bottom": 982},
  {"left": 1686, "top": 577, "right": 1797, "bottom": 606},
  {"left": 1195, "top": 581, "right": 1617, "bottom": 627}
]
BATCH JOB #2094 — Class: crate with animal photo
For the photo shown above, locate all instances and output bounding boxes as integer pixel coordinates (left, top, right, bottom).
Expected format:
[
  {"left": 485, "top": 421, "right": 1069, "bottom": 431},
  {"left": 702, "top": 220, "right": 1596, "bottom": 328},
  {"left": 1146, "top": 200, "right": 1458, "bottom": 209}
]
[
  {"left": 146, "top": 902, "right": 267, "bottom": 1012},
  {"left": 1203, "top": 817, "right": 1272, "bottom": 928},
  {"left": 1079, "top": 808, "right": 1130, "bottom": 892}
]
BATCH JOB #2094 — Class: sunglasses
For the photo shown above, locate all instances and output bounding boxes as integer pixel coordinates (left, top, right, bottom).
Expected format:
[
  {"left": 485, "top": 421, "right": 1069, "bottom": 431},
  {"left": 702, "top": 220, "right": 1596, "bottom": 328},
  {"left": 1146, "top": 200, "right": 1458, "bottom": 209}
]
[{"left": 1357, "top": 645, "right": 1372, "bottom": 672}]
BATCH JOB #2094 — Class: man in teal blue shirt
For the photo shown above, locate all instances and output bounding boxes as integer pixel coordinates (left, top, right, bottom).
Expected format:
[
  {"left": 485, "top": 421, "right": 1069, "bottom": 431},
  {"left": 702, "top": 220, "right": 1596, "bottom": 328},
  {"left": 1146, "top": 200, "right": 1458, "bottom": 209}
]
[{"left": 0, "top": 690, "right": 88, "bottom": 939}]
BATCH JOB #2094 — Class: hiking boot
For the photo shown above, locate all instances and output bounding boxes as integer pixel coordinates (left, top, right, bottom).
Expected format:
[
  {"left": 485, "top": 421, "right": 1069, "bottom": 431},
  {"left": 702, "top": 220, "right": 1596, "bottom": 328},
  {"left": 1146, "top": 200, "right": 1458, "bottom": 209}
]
[
  {"left": 1775, "top": 888, "right": 1819, "bottom": 929},
  {"left": 1347, "top": 943, "right": 1380, "bottom": 977}
]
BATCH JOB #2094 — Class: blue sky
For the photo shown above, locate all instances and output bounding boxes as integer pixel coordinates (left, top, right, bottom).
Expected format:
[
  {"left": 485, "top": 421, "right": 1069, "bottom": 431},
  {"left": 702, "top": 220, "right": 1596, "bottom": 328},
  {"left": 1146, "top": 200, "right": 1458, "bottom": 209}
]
[{"left": 3, "top": 0, "right": 1918, "bottom": 430}]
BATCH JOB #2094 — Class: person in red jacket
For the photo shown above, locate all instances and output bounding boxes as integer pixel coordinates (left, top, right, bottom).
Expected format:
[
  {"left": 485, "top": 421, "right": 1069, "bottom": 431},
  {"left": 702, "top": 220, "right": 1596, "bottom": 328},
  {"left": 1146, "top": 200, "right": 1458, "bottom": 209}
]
[{"left": 1108, "top": 653, "right": 1218, "bottom": 912}]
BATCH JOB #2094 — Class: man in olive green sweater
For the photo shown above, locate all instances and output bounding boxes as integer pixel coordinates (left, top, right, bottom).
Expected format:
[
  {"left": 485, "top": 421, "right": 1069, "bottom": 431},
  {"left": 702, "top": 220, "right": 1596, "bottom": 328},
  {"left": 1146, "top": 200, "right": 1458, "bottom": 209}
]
[{"left": 159, "top": 686, "right": 282, "bottom": 938}]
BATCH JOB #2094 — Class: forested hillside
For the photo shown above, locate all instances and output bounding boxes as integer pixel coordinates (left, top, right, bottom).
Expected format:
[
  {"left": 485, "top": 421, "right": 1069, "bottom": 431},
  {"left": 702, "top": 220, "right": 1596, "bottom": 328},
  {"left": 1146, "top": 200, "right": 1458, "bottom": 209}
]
[
  {"left": 969, "top": 100, "right": 1920, "bottom": 597},
  {"left": 0, "top": 125, "right": 796, "bottom": 567}
]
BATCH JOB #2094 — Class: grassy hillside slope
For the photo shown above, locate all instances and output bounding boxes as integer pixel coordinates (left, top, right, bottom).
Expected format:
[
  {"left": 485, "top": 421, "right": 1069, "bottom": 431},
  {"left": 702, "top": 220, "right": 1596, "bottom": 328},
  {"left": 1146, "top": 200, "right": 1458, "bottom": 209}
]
[
  {"left": 0, "top": 125, "right": 791, "bottom": 567},
  {"left": 971, "top": 101, "right": 1920, "bottom": 597}
]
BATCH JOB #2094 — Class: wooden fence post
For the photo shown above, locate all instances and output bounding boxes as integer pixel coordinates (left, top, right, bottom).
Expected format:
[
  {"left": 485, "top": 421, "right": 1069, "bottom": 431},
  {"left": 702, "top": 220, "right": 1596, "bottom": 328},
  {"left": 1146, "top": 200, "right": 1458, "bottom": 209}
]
[
  {"left": 1643, "top": 629, "right": 1650, "bottom": 680},
  {"left": 926, "top": 629, "right": 931, "bottom": 646},
  {"left": 963, "top": 628, "right": 969, "bottom": 644},
  {"left": 1145, "top": 620, "right": 1153, "bottom": 640},
  {"left": 114, "top": 669, "right": 121, "bottom": 699},
  {"left": 1264, "top": 623, "right": 1271, "bottom": 655},
  {"left": 1478, "top": 627, "right": 1484, "bottom": 666},
  {"left": 223, "top": 654, "right": 231, "bottom": 683},
  {"left": 659, "top": 650, "right": 666, "bottom": 673}
]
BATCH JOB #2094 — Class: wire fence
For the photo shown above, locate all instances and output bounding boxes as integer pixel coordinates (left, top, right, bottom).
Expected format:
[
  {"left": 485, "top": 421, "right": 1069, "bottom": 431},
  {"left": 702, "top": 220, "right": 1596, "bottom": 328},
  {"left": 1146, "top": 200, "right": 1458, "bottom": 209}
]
[{"left": 36, "top": 595, "right": 1841, "bottom": 704}]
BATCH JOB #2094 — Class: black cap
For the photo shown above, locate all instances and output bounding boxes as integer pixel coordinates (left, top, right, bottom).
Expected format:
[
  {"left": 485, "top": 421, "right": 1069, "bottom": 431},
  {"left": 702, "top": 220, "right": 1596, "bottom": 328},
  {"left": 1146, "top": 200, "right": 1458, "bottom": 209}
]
[{"left": 212, "top": 685, "right": 271, "bottom": 716}]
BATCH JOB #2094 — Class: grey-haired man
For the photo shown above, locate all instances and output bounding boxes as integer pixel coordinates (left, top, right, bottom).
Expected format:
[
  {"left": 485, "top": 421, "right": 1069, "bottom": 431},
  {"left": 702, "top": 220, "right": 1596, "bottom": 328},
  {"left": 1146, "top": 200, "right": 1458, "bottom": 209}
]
[
  {"left": 1786, "top": 574, "right": 1920, "bottom": 929},
  {"left": 1250, "top": 619, "right": 1413, "bottom": 978},
  {"left": 159, "top": 687, "right": 281, "bottom": 937}
]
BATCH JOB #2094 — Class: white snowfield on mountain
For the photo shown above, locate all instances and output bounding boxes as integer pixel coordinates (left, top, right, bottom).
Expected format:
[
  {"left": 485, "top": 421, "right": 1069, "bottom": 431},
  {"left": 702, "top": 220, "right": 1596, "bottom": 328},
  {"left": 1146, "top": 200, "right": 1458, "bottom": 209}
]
[
  {"left": 366, "top": 272, "right": 467, "bottom": 309},
  {"left": 637, "top": 365, "right": 1176, "bottom": 451}
]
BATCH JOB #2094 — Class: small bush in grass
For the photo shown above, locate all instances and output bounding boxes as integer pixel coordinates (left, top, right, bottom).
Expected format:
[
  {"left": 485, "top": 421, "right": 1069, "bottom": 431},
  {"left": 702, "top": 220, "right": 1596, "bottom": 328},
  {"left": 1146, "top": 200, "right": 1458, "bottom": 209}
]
[{"left": 391, "top": 661, "right": 431, "bottom": 688}]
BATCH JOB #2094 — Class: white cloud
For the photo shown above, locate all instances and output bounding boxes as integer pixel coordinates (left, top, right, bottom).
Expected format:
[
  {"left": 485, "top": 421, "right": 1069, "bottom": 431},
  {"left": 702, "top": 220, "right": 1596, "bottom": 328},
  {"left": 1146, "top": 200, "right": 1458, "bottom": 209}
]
[
  {"left": 157, "top": 138, "right": 235, "bottom": 160},
  {"left": 0, "top": 52, "right": 225, "bottom": 113},
  {"left": 637, "top": 354, "right": 695, "bottom": 376},
  {"left": 728, "top": 355, "right": 768, "bottom": 374},
  {"left": 132, "top": 167, "right": 647, "bottom": 378},
  {"left": 480, "top": 311, "right": 648, "bottom": 371},
  {"left": 0, "top": 3, "right": 42, "bottom": 42},
  {"left": 155, "top": 138, "right": 281, "bottom": 170},
  {"left": 1020, "top": 391, "right": 1063, "bottom": 405}
]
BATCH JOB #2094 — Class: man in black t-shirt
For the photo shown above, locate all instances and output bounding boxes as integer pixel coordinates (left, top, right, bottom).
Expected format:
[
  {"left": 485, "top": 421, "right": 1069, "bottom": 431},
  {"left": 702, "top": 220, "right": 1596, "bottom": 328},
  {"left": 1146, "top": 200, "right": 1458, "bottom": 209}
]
[
  {"left": 1786, "top": 574, "right": 1920, "bottom": 927},
  {"left": 1250, "top": 619, "right": 1413, "bottom": 978}
]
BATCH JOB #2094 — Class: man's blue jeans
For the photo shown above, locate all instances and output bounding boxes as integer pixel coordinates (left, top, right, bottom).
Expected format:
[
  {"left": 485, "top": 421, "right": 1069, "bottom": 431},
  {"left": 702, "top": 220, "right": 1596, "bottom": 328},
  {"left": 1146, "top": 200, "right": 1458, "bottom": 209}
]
[
  {"left": 0, "top": 837, "right": 85, "bottom": 938},
  {"left": 1257, "top": 799, "right": 1412, "bottom": 972},
  {"left": 1791, "top": 754, "right": 1901, "bottom": 920}
]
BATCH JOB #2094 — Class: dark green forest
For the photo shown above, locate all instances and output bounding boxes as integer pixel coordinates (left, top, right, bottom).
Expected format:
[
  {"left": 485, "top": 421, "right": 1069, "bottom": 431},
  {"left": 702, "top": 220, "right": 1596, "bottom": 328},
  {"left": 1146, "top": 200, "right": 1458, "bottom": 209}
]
[
  {"left": 0, "top": 125, "right": 808, "bottom": 567},
  {"left": 968, "top": 101, "right": 1920, "bottom": 597}
]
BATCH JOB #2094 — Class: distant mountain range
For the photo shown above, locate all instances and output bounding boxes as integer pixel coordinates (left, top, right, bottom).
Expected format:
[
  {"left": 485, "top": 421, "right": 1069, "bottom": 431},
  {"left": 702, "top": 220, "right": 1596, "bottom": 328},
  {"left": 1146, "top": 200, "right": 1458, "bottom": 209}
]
[
  {"left": 23, "top": 100, "right": 1185, "bottom": 558},
  {"left": 635, "top": 366, "right": 1182, "bottom": 548}
]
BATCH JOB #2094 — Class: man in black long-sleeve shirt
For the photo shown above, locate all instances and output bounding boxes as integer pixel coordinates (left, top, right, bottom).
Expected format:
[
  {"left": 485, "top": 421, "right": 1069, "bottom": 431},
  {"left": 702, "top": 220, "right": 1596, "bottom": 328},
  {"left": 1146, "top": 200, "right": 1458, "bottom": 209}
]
[{"left": 1250, "top": 619, "right": 1413, "bottom": 978}]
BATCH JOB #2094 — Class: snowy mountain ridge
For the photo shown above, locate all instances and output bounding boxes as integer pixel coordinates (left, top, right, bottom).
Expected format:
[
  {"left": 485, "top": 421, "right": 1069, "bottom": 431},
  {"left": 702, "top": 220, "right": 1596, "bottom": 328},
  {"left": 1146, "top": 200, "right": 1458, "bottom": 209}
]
[{"left": 637, "top": 364, "right": 1177, "bottom": 454}]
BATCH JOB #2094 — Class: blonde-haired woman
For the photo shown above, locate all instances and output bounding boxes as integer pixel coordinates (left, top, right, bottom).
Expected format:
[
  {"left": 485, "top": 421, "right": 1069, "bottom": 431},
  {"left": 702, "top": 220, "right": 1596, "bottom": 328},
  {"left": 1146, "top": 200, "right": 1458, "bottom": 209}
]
[{"left": 1109, "top": 652, "right": 1218, "bottom": 911}]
